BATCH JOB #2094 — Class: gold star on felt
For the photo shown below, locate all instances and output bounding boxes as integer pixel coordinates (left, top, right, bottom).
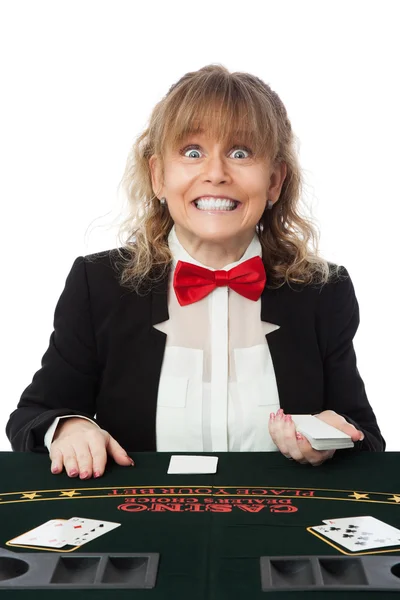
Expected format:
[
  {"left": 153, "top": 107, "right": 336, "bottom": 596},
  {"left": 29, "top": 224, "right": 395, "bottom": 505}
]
[
  {"left": 20, "top": 492, "right": 41, "bottom": 500},
  {"left": 349, "top": 492, "right": 369, "bottom": 500},
  {"left": 388, "top": 495, "right": 400, "bottom": 503},
  {"left": 59, "top": 490, "right": 81, "bottom": 497}
]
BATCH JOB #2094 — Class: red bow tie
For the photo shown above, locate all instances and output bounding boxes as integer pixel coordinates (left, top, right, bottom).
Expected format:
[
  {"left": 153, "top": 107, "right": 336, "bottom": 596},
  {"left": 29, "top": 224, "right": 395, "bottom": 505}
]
[{"left": 173, "top": 256, "right": 266, "bottom": 306}]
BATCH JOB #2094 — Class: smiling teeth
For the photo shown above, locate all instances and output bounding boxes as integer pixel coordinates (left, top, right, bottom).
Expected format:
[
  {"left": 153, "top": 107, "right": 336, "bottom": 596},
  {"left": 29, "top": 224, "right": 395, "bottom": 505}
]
[{"left": 195, "top": 198, "right": 237, "bottom": 211}]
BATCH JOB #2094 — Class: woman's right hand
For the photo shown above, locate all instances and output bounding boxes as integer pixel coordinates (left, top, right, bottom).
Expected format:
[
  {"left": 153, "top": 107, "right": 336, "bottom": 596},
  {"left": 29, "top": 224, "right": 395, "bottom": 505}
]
[{"left": 49, "top": 417, "right": 134, "bottom": 479}]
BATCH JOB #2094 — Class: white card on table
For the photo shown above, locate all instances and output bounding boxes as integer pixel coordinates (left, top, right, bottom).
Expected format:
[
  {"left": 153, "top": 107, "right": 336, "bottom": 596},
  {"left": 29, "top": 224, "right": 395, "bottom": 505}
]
[
  {"left": 312, "top": 516, "right": 400, "bottom": 551},
  {"left": 168, "top": 455, "right": 218, "bottom": 474},
  {"left": 65, "top": 517, "right": 121, "bottom": 547},
  {"left": 7, "top": 519, "right": 68, "bottom": 549}
]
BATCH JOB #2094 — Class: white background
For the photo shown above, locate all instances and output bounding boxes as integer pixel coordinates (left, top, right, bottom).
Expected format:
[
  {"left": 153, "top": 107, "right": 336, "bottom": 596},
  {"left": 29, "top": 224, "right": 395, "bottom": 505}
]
[{"left": 1, "top": 0, "right": 398, "bottom": 451}]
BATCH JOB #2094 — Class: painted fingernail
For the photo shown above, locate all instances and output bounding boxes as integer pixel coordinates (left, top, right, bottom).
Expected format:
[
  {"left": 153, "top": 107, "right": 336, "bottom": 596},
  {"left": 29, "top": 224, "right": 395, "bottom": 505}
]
[
  {"left": 69, "top": 469, "right": 78, "bottom": 477},
  {"left": 129, "top": 458, "right": 135, "bottom": 466},
  {"left": 51, "top": 466, "right": 59, "bottom": 474},
  {"left": 80, "top": 471, "right": 89, "bottom": 479},
  {"left": 296, "top": 432, "right": 304, "bottom": 441},
  {"left": 94, "top": 471, "right": 101, "bottom": 478},
  {"left": 284, "top": 414, "right": 291, "bottom": 422},
  {"left": 270, "top": 413, "right": 275, "bottom": 420}
]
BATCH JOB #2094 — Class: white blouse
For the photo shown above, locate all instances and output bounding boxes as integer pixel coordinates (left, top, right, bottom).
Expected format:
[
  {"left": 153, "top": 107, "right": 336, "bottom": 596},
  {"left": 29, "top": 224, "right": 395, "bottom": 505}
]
[{"left": 45, "top": 227, "right": 281, "bottom": 452}]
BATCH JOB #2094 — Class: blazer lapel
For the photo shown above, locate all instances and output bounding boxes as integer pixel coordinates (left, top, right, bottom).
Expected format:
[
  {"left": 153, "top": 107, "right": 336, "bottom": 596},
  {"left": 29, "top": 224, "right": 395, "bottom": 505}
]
[
  {"left": 151, "top": 269, "right": 170, "bottom": 325},
  {"left": 261, "top": 281, "right": 324, "bottom": 414},
  {"left": 261, "top": 284, "right": 299, "bottom": 412}
]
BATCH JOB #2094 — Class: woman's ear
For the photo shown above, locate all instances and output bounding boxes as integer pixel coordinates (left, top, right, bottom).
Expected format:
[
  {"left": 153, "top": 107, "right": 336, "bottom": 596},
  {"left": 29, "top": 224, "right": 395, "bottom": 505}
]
[
  {"left": 149, "top": 154, "right": 163, "bottom": 198},
  {"left": 269, "top": 161, "right": 287, "bottom": 201}
]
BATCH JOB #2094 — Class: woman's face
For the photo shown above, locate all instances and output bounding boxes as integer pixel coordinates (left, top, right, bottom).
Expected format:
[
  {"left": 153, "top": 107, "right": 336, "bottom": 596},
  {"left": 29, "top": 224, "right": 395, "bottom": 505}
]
[{"left": 149, "top": 131, "right": 287, "bottom": 250}]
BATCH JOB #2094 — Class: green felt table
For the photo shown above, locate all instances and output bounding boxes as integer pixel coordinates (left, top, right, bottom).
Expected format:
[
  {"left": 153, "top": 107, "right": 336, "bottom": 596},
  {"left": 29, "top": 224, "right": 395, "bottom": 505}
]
[{"left": 1, "top": 450, "right": 400, "bottom": 598}]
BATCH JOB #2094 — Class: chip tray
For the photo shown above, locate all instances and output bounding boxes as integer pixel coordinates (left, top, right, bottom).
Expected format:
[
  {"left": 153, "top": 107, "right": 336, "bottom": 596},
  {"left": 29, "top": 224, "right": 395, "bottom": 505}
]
[
  {"left": 0, "top": 549, "right": 159, "bottom": 588},
  {"left": 260, "top": 555, "right": 400, "bottom": 591}
]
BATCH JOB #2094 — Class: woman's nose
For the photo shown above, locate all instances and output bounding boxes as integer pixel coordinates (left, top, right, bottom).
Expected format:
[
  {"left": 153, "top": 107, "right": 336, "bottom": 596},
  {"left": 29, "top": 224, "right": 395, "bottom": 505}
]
[{"left": 202, "top": 153, "right": 231, "bottom": 182}]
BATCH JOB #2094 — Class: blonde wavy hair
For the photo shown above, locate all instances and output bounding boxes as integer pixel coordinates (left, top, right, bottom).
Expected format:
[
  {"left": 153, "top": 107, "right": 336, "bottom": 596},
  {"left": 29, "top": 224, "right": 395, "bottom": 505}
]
[{"left": 113, "top": 64, "right": 336, "bottom": 292}]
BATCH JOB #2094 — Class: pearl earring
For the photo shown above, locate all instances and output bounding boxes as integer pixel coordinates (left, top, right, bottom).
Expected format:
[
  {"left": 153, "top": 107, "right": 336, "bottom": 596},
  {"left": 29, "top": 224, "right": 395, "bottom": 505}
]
[
  {"left": 160, "top": 197, "right": 166, "bottom": 205},
  {"left": 266, "top": 200, "right": 273, "bottom": 210}
]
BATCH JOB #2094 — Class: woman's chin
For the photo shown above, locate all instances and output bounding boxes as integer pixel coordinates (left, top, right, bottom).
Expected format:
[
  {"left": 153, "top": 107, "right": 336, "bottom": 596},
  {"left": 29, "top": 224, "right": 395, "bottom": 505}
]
[
  {"left": 184, "top": 224, "right": 249, "bottom": 245},
  {"left": 172, "top": 202, "right": 258, "bottom": 246},
  {"left": 185, "top": 206, "right": 241, "bottom": 238}
]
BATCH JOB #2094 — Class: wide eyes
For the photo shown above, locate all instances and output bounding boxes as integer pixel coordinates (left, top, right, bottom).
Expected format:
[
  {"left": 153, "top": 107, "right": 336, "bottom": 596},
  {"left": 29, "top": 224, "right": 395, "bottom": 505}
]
[{"left": 181, "top": 145, "right": 252, "bottom": 159}]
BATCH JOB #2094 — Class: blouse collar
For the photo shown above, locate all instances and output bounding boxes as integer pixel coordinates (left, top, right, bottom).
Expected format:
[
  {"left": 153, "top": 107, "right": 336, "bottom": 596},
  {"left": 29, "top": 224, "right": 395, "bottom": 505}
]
[{"left": 168, "top": 225, "right": 262, "bottom": 271}]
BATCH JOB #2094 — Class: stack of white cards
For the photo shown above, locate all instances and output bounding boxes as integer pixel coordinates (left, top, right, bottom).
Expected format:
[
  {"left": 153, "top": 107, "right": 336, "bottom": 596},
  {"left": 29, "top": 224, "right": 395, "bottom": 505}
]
[{"left": 291, "top": 415, "right": 354, "bottom": 450}]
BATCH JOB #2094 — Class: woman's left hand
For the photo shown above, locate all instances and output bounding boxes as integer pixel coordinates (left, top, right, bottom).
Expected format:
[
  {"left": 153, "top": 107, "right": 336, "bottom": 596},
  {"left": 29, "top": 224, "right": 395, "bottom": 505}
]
[{"left": 268, "top": 408, "right": 364, "bottom": 466}]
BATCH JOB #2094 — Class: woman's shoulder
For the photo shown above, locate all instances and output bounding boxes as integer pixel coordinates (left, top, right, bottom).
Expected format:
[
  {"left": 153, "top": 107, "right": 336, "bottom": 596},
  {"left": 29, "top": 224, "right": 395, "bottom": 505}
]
[
  {"left": 81, "top": 245, "right": 167, "bottom": 296},
  {"left": 268, "top": 261, "right": 352, "bottom": 294},
  {"left": 83, "top": 246, "right": 130, "bottom": 265},
  {"left": 312, "top": 262, "right": 359, "bottom": 325},
  {"left": 80, "top": 247, "right": 134, "bottom": 293},
  {"left": 319, "top": 262, "right": 355, "bottom": 295},
  {"left": 82, "top": 246, "right": 133, "bottom": 275},
  {"left": 307, "top": 262, "right": 356, "bottom": 305},
  {"left": 266, "top": 262, "right": 357, "bottom": 322}
]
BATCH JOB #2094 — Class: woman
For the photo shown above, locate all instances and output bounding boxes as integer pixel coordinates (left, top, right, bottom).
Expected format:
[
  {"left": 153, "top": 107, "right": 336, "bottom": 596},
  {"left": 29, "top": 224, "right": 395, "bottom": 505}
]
[{"left": 6, "top": 64, "right": 385, "bottom": 479}]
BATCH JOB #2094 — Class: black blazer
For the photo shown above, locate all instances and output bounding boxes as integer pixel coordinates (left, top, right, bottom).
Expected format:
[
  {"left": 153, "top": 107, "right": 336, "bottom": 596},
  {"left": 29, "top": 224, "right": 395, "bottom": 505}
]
[{"left": 6, "top": 250, "right": 385, "bottom": 453}]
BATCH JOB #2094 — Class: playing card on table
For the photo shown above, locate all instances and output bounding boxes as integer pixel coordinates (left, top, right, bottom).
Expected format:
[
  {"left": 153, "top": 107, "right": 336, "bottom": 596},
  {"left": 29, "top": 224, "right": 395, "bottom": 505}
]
[
  {"left": 168, "top": 455, "right": 218, "bottom": 474},
  {"left": 311, "top": 516, "right": 400, "bottom": 551},
  {"left": 7, "top": 519, "right": 69, "bottom": 549},
  {"left": 65, "top": 517, "right": 121, "bottom": 547}
]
